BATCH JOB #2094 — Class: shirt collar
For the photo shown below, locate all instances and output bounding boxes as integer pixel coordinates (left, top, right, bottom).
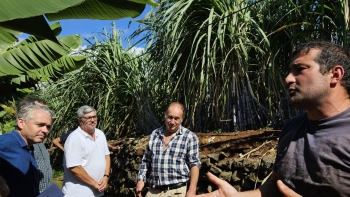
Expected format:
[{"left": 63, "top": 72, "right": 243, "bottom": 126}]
[
  {"left": 11, "top": 130, "right": 33, "bottom": 150},
  {"left": 156, "top": 125, "right": 184, "bottom": 136},
  {"left": 77, "top": 126, "right": 98, "bottom": 139}
]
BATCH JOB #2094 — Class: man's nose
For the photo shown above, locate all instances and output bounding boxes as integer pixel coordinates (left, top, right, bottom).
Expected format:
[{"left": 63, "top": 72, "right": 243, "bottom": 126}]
[
  {"left": 42, "top": 127, "right": 49, "bottom": 136},
  {"left": 285, "top": 72, "right": 295, "bottom": 84}
]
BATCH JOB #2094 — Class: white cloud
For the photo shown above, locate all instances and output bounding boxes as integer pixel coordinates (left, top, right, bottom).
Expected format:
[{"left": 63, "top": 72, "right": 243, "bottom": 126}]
[
  {"left": 129, "top": 46, "right": 144, "bottom": 55},
  {"left": 70, "top": 45, "right": 88, "bottom": 56}
]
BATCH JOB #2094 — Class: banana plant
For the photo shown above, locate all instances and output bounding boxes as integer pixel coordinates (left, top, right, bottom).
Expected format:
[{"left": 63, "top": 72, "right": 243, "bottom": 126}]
[
  {"left": 0, "top": 0, "right": 158, "bottom": 41},
  {"left": 0, "top": 0, "right": 158, "bottom": 77},
  {"left": 0, "top": 22, "right": 85, "bottom": 79},
  {"left": 0, "top": 22, "right": 86, "bottom": 105}
]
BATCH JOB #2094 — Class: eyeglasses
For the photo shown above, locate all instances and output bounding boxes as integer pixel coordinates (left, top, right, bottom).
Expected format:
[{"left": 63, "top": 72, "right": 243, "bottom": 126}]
[{"left": 81, "top": 116, "right": 98, "bottom": 120}]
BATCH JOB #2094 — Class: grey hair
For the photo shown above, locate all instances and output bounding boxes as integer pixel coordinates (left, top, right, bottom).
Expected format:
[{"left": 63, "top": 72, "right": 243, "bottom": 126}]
[
  {"left": 15, "top": 98, "right": 49, "bottom": 127},
  {"left": 77, "top": 105, "right": 96, "bottom": 118},
  {"left": 16, "top": 104, "right": 54, "bottom": 126}
]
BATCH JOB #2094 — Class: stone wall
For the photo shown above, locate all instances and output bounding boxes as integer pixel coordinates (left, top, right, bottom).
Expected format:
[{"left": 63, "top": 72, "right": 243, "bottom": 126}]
[{"left": 105, "top": 136, "right": 276, "bottom": 197}]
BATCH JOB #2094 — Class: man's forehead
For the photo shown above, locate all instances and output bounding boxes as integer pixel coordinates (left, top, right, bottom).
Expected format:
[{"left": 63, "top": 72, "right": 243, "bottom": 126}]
[
  {"left": 290, "top": 48, "right": 320, "bottom": 66},
  {"left": 31, "top": 119, "right": 52, "bottom": 125},
  {"left": 166, "top": 113, "right": 181, "bottom": 117},
  {"left": 27, "top": 111, "right": 52, "bottom": 123},
  {"left": 83, "top": 111, "right": 97, "bottom": 116}
]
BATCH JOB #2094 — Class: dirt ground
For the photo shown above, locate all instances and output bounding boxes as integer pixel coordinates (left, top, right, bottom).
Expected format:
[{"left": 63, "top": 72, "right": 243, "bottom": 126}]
[{"left": 196, "top": 129, "right": 280, "bottom": 159}]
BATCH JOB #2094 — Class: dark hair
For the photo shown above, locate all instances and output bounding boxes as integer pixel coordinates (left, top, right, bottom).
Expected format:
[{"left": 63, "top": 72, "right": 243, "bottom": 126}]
[
  {"left": 17, "top": 97, "right": 47, "bottom": 111},
  {"left": 292, "top": 40, "right": 350, "bottom": 94}
]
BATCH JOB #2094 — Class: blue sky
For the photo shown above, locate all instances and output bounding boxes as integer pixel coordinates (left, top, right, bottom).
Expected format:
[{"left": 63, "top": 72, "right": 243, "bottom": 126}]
[{"left": 48, "top": 5, "right": 152, "bottom": 51}]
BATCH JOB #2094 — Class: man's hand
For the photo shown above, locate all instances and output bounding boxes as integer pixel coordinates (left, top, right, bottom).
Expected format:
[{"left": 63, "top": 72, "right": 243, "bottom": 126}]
[
  {"left": 112, "top": 145, "right": 121, "bottom": 150},
  {"left": 194, "top": 172, "right": 240, "bottom": 197},
  {"left": 98, "top": 176, "right": 109, "bottom": 192},
  {"left": 277, "top": 180, "right": 301, "bottom": 197},
  {"left": 136, "top": 180, "right": 145, "bottom": 197},
  {"left": 186, "top": 188, "right": 196, "bottom": 197}
]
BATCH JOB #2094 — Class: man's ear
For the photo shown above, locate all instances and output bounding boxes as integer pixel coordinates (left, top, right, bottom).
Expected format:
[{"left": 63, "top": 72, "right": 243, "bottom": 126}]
[
  {"left": 330, "top": 65, "right": 344, "bottom": 84},
  {"left": 17, "top": 118, "right": 25, "bottom": 130}
]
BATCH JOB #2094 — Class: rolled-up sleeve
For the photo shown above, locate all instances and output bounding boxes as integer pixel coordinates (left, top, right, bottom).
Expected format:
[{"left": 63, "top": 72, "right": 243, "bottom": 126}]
[
  {"left": 186, "top": 133, "right": 201, "bottom": 168},
  {"left": 137, "top": 143, "right": 152, "bottom": 182}
]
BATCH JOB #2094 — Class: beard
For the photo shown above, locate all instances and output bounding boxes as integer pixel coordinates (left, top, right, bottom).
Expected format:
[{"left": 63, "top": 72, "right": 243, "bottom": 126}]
[
  {"left": 288, "top": 96, "right": 307, "bottom": 108},
  {"left": 288, "top": 88, "right": 327, "bottom": 109}
]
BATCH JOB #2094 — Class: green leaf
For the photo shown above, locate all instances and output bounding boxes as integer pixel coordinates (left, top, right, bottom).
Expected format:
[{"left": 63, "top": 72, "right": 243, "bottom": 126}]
[
  {"left": 0, "top": 15, "right": 59, "bottom": 43},
  {"left": 0, "top": 111, "right": 6, "bottom": 118},
  {"left": 0, "top": 0, "right": 84, "bottom": 22},
  {"left": 0, "top": 27, "right": 21, "bottom": 52},
  {"left": 10, "top": 75, "right": 26, "bottom": 85},
  {"left": 58, "top": 35, "right": 83, "bottom": 50},
  {"left": 50, "top": 22, "right": 63, "bottom": 36},
  {"left": 0, "top": 0, "right": 158, "bottom": 41},
  {"left": 1, "top": 22, "right": 84, "bottom": 84},
  {"left": 16, "top": 88, "right": 32, "bottom": 93},
  {"left": 46, "top": 0, "right": 148, "bottom": 21},
  {"left": 11, "top": 55, "right": 86, "bottom": 83},
  {"left": 0, "top": 40, "right": 69, "bottom": 76},
  {"left": 129, "top": 0, "right": 159, "bottom": 7}
]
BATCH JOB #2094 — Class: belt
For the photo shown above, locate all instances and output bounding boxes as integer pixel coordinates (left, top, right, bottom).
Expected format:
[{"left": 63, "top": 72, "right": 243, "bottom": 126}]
[{"left": 156, "top": 182, "right": 187, "bottom": 191}]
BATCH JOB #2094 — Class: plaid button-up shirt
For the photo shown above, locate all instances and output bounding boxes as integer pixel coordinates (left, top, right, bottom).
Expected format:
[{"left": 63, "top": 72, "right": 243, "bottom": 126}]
[
  {"left": 137, "top": 126, "right": 201, "bottom": 188},
  {"left": 33, "top": 142, "right": 52, "bottom": 193}
]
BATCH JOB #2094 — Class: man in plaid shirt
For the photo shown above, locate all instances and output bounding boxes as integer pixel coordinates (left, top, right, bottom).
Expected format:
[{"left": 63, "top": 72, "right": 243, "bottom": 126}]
[{"left": 136, "top": 102, "right": 201, "bottom": 197}]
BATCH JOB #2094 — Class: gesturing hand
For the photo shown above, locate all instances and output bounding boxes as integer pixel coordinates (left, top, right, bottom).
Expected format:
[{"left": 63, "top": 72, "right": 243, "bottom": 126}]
[
  {"left": 194, "top": 172, "right": 240, "bottom": 197},
  {"left": 277, "top": 180, "right": 302, "bottom": 197},
  {"left": 136, "top": 180, "right": 145, "bottom": 197}
]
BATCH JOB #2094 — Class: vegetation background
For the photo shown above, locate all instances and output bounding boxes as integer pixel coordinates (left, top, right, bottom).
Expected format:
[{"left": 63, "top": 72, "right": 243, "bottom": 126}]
[{"left": 1, "top": 0, "right": 349, "bottom": 141}]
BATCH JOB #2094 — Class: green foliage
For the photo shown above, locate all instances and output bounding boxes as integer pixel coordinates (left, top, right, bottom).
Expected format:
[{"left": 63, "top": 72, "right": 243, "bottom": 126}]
[
  {"left": 52, "top": 169, "right": 64, "bottom": 179},
  {"left": 131, "top": 0, "right": 272, "bottom": 131},
  {"left": 0, "top": 0, "right": 158, "bottom": 108},
  {"left": 0, "top": 101, "right": 16, "bottom": 135},
  {"left": 38, "top": 23, "right": 161, "bottom": 140},
  {"left": 0, "top": 22, "right": 86, "bottom": 106},
  {"left": 0, "top": 0, "right": 158, "bottom": 41},
  {"left": 0, "top": 120, "right": 15, "bottom": 135},
  {"left": 29, "top": 0, "right": 350, "bottom": 138},
  {"left": 130, "top": 0, "right": 350, "bottom": 132},
  {"left": 52, "top": 169, "right": 64, "bottom": 188}
]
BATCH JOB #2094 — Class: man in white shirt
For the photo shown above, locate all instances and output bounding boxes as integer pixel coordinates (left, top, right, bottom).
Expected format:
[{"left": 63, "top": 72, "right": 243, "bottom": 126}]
[{"left": 62, "top": 105, "right": 110, "bottom": 197}]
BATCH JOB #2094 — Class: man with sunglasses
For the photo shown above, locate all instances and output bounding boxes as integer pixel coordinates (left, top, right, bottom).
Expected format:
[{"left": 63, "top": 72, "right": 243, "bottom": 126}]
[{"left": 62, "top": 105, "right": 110, "bottom": 197}]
